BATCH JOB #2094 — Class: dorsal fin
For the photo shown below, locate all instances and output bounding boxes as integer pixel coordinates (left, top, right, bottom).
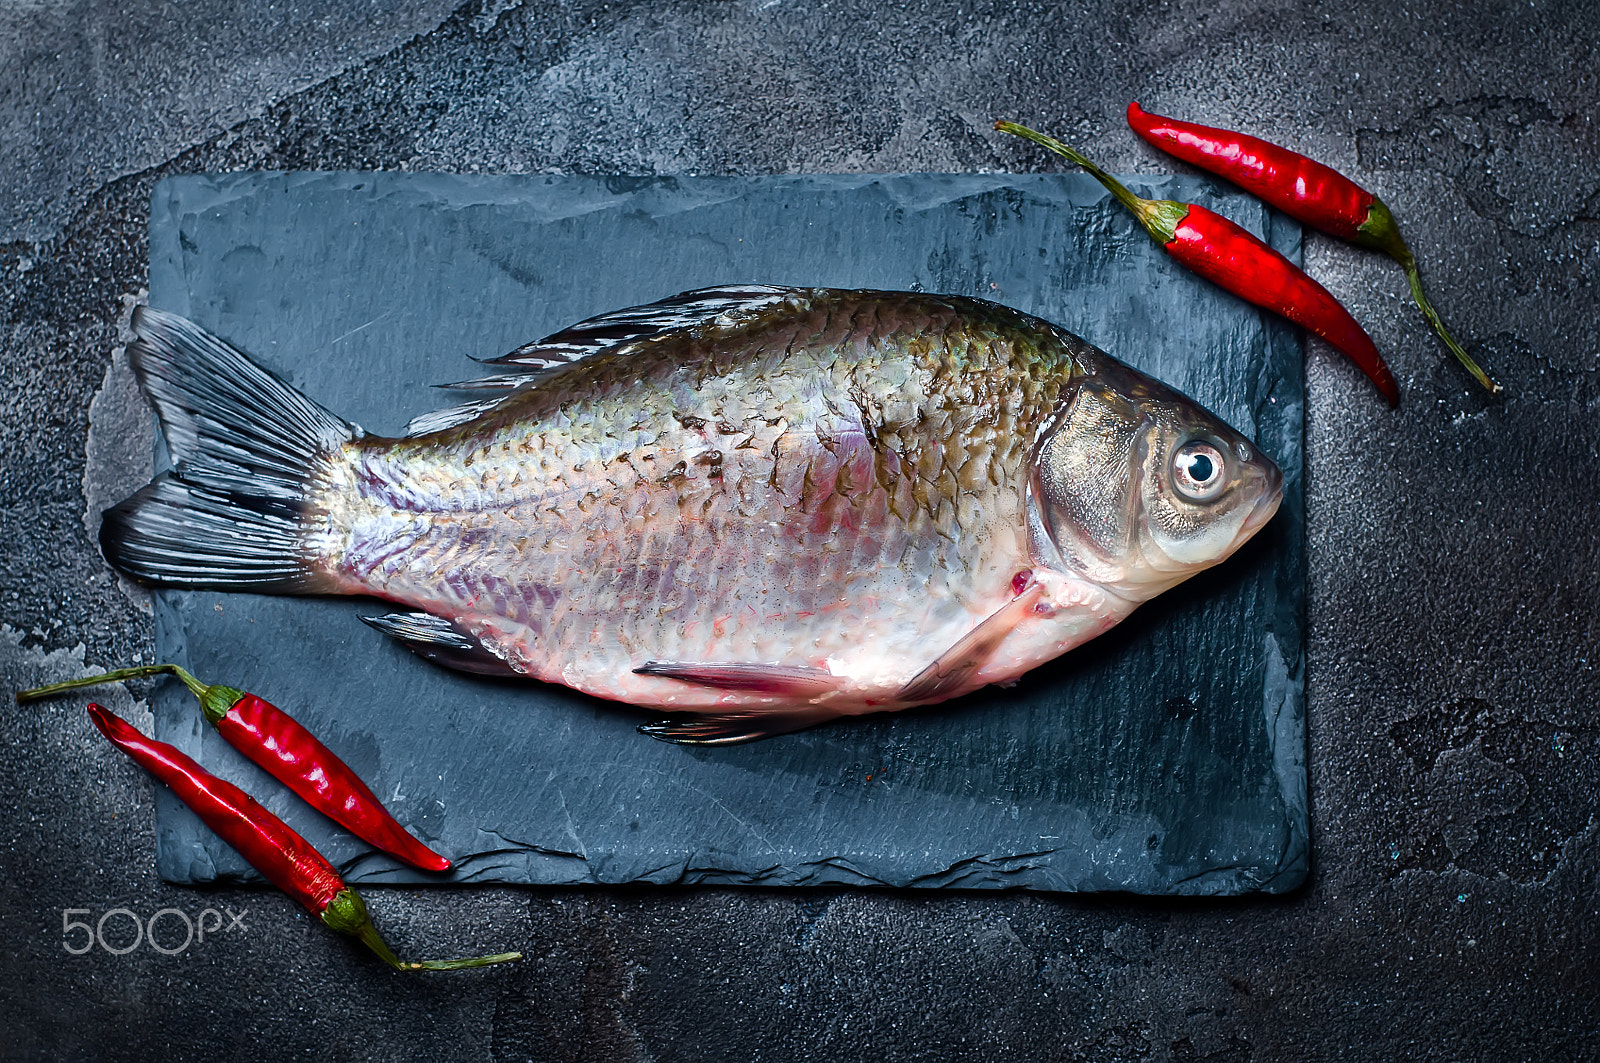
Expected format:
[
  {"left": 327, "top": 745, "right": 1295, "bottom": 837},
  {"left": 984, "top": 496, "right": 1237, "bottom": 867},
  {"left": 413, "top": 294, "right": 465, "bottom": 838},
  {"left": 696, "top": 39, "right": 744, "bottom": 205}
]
[
  {"left": 433, "top": 371, "right": 552, "bottom": 392},
  {"left": 403, "top": 396, "right": 510, "bottom": 436},
  {"left": 403, "top": 285, "right": 802, "bottom": 437},
  {"left": 483, "top": 284, "right": 800, "bottom": 368}
]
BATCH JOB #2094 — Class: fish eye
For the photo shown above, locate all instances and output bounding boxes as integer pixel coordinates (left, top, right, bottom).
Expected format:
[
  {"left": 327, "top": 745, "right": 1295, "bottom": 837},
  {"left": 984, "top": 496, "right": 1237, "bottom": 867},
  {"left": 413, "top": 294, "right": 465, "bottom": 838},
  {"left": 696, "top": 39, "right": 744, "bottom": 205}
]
[{"left": 1172, "top": 441, "right": 1227, "bottom": 502}]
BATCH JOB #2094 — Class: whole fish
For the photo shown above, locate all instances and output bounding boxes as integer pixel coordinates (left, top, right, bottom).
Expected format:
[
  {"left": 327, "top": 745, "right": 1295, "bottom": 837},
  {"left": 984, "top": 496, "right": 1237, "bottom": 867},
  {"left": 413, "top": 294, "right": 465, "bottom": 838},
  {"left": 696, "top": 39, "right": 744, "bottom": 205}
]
[{"left": 103, "top": 286, "right": 1282, "bottom": 743}]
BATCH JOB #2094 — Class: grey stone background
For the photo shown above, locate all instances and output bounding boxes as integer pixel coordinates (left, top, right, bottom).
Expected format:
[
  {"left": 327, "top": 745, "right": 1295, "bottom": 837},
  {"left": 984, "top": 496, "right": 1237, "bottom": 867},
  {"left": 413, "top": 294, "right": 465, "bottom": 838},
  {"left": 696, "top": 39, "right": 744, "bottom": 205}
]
[{"left": 1, "top": 1, "right": 1595, "bottom": 1059}]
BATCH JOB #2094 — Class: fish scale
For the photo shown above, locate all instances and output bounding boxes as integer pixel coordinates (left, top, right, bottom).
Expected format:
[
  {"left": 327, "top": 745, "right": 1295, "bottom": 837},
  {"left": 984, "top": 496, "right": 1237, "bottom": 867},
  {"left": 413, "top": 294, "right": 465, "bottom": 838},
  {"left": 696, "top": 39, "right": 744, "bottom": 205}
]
[{"left": 311, "top": 292, "right": 1065, "bottom": 702}]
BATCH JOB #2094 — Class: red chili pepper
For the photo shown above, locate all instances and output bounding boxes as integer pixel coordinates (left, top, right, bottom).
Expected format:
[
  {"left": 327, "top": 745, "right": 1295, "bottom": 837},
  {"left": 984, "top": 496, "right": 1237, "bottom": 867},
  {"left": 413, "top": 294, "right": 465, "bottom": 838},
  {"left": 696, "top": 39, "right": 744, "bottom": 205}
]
[
  {"left": 18, "top": 664, "right": 449, "bottom": 872},
  {"left": 996, "top": 119, "right": 1399, "bottom": 406},
  {"left": 1126, "top": 102, "right": 1499, "bottom": 396},
  {"left": 84, "top": 703, "right": 520, "bottom": 971}
]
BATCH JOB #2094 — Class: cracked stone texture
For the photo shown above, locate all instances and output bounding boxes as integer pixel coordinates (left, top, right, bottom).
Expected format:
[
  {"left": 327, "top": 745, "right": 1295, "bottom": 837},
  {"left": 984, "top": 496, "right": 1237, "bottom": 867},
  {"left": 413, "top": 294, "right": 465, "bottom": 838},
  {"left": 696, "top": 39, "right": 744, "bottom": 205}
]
[{"left": 2, "top": 1, "right": 1597, "bottom": 1060}]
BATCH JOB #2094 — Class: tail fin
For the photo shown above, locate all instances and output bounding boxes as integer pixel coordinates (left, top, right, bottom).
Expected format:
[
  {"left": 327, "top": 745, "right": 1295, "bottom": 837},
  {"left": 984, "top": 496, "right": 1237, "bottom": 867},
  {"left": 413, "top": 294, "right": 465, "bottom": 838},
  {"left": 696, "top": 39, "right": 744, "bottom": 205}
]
[{"left": 99, "top": 308, "right": 359, "bottom": 592}]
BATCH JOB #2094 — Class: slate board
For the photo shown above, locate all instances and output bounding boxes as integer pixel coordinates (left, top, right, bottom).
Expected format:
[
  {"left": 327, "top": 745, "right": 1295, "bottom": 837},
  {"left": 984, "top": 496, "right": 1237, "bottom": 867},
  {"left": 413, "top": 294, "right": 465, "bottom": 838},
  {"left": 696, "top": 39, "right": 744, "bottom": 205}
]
[{"left": 144, "top": 172, "right": 1305, "bottom": 894}]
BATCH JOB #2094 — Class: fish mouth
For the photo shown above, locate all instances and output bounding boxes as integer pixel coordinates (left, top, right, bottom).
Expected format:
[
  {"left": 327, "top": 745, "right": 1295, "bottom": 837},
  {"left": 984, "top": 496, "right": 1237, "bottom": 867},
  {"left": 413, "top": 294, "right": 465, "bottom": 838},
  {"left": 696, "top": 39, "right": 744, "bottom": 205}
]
[{"left": 1241, "top": 479, "right": 1285, "bottom": 537}]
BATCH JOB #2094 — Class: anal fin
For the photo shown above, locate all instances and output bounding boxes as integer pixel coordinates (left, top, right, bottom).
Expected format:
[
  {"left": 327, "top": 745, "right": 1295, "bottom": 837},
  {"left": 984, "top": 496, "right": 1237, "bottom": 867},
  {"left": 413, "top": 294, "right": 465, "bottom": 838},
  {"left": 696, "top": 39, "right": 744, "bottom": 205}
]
[
  {"left": 632, "top": 661, "right": 840, "bottom": 698},
  {"left": 896, "top": 579, "right": 1046, "bottom": 704},
  {"left": 638, "top": 707, "right": 835, "bottom": 746},
  {"left": 360, "top": 612, "right": 518, "bottom": 677}
]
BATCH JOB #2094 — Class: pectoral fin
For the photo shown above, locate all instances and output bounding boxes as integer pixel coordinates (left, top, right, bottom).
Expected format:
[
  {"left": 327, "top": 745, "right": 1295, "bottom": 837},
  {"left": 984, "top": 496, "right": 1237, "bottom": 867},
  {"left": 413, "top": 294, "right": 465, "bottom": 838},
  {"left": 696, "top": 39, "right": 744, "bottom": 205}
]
[
  {"left": 632, "top": 661, "right": 841, "bottom": 697},
  {"left": 630, "top": 662, "right": 846, "bottom": 744},
  {"left": 896, "top": 579, "right": 1046, "bottom": 704}
]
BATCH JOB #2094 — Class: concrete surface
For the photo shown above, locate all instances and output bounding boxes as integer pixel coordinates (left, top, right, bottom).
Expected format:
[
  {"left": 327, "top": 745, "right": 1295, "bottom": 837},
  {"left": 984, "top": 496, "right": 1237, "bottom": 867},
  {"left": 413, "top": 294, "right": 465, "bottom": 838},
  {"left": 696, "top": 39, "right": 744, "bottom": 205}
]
[{"left": 1, "top": 1, "right": 1596, "bottom": 1059}]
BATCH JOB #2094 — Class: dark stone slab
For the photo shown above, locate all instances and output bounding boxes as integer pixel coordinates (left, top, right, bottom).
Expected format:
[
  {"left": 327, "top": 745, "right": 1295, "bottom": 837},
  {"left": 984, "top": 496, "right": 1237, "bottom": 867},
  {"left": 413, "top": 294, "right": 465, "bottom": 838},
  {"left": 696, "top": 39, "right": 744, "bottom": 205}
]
[{"left": 144, "top": 171, "right": 1304, "bottom": 894}]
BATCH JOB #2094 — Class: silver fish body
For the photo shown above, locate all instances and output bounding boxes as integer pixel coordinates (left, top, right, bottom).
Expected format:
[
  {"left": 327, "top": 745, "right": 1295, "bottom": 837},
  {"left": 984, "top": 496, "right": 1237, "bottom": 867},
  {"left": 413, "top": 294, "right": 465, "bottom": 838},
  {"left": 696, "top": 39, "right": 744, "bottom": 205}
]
[{"left": 104, "top": 287, "right": 1282, "bottom": 742}]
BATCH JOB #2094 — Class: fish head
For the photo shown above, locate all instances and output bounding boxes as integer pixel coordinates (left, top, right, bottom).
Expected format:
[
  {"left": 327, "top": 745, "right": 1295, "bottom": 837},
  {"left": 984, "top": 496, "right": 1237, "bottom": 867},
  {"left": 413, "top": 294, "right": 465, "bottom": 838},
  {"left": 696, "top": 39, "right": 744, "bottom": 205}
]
[{"left": 1027, "top": 359, "right": 1283, "bottom": 602}]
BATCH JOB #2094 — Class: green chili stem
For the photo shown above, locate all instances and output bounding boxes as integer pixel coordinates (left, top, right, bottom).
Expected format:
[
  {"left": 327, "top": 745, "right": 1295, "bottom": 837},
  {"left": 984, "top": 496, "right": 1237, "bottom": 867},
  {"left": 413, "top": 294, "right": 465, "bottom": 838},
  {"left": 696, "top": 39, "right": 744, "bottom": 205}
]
[
  {"left": 1403, "top": 263, "right": 1500, "bottom": 395},
  {"left": 326, "top": 888, "right": 522, "bottom": 972},
  {"left": 353, "top": 920, "right": 522, "bottom": 972},
  {"left": 402, "top": 952, "right": 526, "bottom": 971},
  {"left": 994, "top": 120, "right": 1190, "bottom": 243},
  {"left": 349, "top": 919, "right": 409, "bottom": 971},
  {"left": 16, "top": 663, "right": 208, "bottom": 704}
]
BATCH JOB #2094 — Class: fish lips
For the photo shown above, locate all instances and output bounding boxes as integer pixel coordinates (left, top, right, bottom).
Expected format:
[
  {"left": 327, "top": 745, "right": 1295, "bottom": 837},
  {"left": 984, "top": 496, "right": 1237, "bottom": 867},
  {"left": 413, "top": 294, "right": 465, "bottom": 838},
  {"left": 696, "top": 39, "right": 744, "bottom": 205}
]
[{"left": 1239, "top": 467, "right": 1285, "bottom": 539}]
